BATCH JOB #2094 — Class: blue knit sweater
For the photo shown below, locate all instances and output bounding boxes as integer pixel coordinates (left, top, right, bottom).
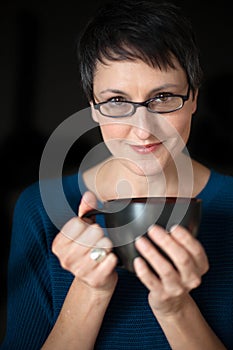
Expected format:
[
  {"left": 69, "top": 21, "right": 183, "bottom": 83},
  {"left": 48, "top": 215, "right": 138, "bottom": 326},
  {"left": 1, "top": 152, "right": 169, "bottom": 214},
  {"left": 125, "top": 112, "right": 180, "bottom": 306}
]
[{"left": 1, "top": 170, "right": 233, "bottom": 349}]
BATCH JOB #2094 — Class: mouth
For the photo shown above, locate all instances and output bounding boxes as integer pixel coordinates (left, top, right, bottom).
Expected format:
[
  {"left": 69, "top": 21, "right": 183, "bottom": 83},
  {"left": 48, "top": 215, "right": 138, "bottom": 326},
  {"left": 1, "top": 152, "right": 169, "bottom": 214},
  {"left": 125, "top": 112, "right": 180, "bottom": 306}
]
[{"left": 129, "top": 142, "right": 163, "bottom": 154}]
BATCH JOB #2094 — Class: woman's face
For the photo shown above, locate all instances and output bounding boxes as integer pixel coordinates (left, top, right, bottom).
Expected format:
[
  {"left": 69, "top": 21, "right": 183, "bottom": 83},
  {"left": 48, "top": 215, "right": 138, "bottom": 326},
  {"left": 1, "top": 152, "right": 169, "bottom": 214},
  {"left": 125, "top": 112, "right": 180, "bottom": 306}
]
[{"left": 91, "top": 58, "right": 198, "bottom": 177}]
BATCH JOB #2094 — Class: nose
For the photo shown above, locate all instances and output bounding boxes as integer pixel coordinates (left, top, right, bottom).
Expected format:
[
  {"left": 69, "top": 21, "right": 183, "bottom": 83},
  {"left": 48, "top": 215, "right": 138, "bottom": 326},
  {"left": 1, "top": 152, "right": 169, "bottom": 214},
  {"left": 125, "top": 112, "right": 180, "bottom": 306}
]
[{"left": 132, "top": 108, "right": 154, "bottom": 140}]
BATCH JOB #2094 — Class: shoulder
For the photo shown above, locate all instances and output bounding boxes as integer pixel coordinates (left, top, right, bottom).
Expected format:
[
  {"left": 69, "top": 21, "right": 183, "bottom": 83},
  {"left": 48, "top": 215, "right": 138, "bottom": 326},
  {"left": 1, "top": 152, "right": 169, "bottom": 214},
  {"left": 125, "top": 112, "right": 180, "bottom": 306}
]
[
  {"left": 13, "top": 172, "right": 84, "bottom": 233},
  {"left": 209, "top": 169, "right": 233, "bottom": 192},
  {"left": 199, "top": 169, "right": 233, "bottom": 214}
]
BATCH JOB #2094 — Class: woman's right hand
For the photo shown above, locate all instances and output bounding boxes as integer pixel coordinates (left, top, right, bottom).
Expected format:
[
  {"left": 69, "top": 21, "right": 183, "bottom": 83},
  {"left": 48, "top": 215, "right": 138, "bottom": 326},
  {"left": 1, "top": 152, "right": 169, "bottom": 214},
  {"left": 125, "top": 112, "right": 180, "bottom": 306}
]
[
  {"left": 52, "top": 191, "right": 118, "bottom": 293},
  {"left": 42, "top": 192, "right": 118, "bottom": 349}
]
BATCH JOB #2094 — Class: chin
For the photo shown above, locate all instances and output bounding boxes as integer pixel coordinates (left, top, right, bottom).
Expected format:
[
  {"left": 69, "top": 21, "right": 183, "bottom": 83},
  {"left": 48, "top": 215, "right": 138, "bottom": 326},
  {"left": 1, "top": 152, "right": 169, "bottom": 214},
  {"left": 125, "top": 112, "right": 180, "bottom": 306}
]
[{"left": 122, "top": 158, "right": 167, "bottom": 177}]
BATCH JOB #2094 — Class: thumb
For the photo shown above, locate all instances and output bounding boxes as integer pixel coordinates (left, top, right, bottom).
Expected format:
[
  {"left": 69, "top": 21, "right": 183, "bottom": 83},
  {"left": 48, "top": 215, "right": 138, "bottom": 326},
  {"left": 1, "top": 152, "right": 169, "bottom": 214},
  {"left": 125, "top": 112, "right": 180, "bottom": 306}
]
[{"left": 78, "top": 191, "right": 97, "bottom": 217}]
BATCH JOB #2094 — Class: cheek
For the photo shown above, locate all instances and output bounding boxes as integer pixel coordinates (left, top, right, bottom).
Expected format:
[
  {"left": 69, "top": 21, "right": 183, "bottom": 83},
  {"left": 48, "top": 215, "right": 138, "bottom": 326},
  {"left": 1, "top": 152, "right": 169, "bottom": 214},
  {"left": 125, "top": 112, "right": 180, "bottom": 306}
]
[
  {"left": 173, "top": 115, "right": 192, "bottom": 144},
  {"left": 100, "top": 123, "right": 131, "bottom": 141},
  {"left": 99, "top": 123, "right": 133, "bottom": 158}
]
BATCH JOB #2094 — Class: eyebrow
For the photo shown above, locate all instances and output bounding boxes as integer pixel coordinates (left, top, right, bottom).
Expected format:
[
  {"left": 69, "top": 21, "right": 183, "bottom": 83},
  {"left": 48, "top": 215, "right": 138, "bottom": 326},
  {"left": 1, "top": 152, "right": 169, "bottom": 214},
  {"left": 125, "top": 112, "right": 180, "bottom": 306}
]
[{"left": 98, "top": 83, "right": 180, "bottom": 97}]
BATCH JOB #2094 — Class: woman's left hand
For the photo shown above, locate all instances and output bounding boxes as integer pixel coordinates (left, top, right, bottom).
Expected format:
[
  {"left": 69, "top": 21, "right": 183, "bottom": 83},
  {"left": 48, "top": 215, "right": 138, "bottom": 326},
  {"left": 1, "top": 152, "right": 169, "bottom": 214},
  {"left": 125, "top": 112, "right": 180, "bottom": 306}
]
[{"left": 134, "top": 224, "right": 209, "bottom": 317}]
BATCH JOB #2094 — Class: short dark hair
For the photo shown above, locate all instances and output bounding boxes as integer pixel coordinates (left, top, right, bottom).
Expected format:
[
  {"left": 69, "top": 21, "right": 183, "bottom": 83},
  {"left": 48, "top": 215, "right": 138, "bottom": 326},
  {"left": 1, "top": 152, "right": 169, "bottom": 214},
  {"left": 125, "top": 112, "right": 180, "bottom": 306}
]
[{"left": 77, "top": 0, "right": 203, "bottom": 101}]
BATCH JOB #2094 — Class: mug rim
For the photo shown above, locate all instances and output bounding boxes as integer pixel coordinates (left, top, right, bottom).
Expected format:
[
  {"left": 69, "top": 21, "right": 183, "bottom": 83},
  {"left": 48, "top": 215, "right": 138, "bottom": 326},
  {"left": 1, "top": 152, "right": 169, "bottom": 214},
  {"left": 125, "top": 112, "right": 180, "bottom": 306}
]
[{"left": 106, "top": 197, "right": 202, "bottom": 204}]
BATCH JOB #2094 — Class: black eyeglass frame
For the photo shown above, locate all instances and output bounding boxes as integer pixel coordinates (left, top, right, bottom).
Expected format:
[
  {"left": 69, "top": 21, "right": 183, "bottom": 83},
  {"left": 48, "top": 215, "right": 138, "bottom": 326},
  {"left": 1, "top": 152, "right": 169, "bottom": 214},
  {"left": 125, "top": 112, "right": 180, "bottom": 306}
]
[{"left": 93, "top": 85, "right": 191, "bottom": 118}]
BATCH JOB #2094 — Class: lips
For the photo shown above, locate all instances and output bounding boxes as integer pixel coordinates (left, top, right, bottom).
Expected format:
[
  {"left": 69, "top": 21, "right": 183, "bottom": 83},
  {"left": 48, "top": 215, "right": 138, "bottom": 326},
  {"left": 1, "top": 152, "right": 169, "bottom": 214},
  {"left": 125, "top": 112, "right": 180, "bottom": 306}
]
[{"left": 130, "top": 142, "right": 162, "bottom": 154}]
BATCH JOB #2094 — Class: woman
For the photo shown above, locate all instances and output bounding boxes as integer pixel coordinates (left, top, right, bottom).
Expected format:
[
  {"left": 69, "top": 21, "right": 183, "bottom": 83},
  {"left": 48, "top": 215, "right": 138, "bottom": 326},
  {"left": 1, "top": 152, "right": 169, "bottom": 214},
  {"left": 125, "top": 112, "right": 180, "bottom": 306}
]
[{"left": 1, "top": 0, "right": 233, "bottom": 349}]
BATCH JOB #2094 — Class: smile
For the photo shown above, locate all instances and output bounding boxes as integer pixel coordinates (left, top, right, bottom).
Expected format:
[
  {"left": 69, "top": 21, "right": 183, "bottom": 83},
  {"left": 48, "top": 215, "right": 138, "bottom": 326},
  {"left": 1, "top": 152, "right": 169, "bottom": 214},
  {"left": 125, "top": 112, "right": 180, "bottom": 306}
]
[{"left": 129, "top": 142, "right": 163, "bottom": 154}]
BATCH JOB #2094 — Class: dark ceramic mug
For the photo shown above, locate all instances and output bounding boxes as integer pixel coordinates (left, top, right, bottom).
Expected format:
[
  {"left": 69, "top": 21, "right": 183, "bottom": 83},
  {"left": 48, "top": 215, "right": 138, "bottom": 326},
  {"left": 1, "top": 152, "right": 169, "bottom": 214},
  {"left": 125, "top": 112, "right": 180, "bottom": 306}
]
[{"left": 83, "top": 197, "right": 202, "bottom": 273}]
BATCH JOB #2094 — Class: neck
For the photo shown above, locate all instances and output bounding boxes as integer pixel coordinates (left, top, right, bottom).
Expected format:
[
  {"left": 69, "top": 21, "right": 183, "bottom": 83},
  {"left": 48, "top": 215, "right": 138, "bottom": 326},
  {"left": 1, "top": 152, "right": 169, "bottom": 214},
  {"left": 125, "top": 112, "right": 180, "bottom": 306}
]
[{"left": 89, "top": 153, "right": 195, "bottom": 201}]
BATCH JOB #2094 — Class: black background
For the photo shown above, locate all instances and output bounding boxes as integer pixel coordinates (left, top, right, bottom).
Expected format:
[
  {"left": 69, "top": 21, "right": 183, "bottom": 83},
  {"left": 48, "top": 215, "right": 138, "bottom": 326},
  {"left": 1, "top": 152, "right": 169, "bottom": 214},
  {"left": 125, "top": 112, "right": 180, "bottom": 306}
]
[{"left": 0, "top": 0, "right": 233, "bottom": 341}]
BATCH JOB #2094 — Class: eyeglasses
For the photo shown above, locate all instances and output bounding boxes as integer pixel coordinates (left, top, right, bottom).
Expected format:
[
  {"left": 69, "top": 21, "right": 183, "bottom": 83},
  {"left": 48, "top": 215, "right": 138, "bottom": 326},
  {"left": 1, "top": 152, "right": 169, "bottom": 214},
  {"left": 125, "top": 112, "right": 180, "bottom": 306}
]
[{"left": 93, "top": 85, "right": 190, "bottom": 118}]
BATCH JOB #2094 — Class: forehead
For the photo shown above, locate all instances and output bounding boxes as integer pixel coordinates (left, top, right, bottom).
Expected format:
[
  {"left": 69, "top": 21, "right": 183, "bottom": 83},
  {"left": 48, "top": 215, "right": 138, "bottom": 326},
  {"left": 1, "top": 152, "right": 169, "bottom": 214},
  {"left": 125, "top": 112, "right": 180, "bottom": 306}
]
[{"left": 93, "top": 58, "right": 187, "bottom": 93}]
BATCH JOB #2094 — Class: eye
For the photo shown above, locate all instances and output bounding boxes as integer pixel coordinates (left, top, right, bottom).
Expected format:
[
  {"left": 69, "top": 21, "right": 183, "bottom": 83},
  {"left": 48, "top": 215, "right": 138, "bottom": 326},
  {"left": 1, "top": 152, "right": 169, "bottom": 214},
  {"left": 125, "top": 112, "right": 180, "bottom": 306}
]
[
  {"left": 155, "top": 92, "right": 173, "bottom": 102},
  {"left": 107, "top": 96, "right": 127, "bottom": 105}
]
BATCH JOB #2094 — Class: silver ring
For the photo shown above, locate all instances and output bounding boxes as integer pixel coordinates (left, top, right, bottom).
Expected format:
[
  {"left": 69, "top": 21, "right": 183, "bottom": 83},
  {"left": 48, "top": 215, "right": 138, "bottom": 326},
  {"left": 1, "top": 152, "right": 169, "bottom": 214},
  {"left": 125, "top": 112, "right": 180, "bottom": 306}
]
[{"left": 90, "top": 247, "right": 107, "bottom": 262}]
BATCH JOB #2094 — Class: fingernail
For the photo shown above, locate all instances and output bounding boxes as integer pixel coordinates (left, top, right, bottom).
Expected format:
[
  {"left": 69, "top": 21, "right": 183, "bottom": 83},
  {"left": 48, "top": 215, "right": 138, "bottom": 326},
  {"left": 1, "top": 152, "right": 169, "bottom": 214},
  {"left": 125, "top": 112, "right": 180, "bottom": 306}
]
[
  {"left": 135, "top": 234, "right": 143, "bottom": 242},
  {"left": 169, "top": 224, "right": 178, "bottom": 233},
  {"left": 135, "top": 236, "right": 148, "bottom": 249},
  {"left": 148, "top": 224, "right": 155, "bottom": 232},
  {"left": 82, "top": 191, "right": 96, "bottom": 206}
]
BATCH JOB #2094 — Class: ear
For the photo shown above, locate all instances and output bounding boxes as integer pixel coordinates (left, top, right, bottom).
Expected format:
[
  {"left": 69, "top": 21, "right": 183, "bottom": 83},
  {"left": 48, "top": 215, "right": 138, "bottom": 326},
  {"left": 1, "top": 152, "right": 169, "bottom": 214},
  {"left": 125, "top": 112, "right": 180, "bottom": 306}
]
[
  {"left": 191, "top": 89, "right": 199, "bottom": 114},
  {"left": 90, "top": 101, "right": 99, "bottom": 123}
]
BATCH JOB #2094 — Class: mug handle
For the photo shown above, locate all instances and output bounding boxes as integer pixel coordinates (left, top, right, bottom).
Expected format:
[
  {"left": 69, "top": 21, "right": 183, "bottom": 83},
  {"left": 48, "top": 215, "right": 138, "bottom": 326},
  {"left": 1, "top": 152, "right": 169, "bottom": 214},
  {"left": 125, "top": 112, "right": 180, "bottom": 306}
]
[
  {"left": 81, "top": 209, "right": 123, "bottom": 267},
  {"left": 82, "top": 209, "right": 103, "bottom": 219}
]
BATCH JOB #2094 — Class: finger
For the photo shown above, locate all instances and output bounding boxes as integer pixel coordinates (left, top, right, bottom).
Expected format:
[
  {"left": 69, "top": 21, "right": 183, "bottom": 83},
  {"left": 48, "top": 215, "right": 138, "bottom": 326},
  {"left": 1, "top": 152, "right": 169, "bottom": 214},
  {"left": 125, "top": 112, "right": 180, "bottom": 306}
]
[
  {"left": 78, "top": 191, "right": 98, "bottom": 217},
  {"left": 95, "top": 236, "right": 113, "bottom": 252},
  {"left": 134, "top": 256, "right": 161, "bottom": 291},
  {"left": 170, "top": 225, "right": 209, "bottom": 275},
  {"left": 75, "top": 250, "right": 117, "bottom": 280},
  {"left": 135, "top": 236, "right": 182, "bottom": 292},
  {"left": 81, "top": 253, "right": 118, "bottom": 289},
  {"left": 75, "top": 224, "right": 104, "bottom": 248},
  {"left": 52, "top": 220, "right": 103, "bottom": 260},
  {"left": 52, "top": 217, "right": 87, "bottom": 255},
  {"left": 95, "top": 252, "right": 118, "bottom": 275},
  {"left": 54, "top": 228, "right": 105, "bottom": 274},
  {"left": 148, "top": 226, "right": 204, "bottom": 289},
  {"left": 60, "top": 216, "right": 89, "bottom": 242},
  {"left": 62, "top": 246, "right": 99, "bottom": 276}
]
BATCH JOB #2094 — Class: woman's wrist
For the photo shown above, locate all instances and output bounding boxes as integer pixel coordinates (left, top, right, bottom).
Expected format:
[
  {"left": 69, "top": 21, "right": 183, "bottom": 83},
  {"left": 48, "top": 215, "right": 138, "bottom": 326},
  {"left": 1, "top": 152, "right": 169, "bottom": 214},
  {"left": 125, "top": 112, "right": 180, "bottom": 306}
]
[
  {"left": 150, "top": 292, "right": 193, "bottom": 322},
  {"left": 153, "top": 294, "right": 226, "bottom": 350},
  {"left": 73, "top": 274, "right": 118, "bottom": 301},
  {"left": 42, "top": 276, "right": 117, "bottom": 350}
]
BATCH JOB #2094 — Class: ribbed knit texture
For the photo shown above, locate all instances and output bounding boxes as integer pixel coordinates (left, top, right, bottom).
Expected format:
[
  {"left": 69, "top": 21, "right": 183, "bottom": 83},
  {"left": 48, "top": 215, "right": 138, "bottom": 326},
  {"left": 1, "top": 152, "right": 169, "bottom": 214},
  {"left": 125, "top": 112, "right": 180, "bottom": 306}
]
[{"left": 0, "top": 170, "right": 233, "bottom": 349}]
